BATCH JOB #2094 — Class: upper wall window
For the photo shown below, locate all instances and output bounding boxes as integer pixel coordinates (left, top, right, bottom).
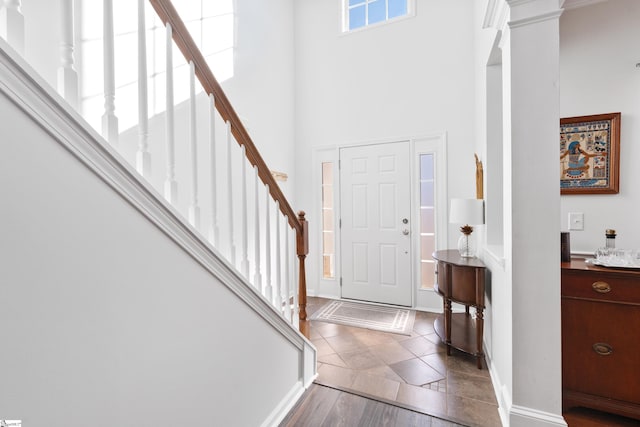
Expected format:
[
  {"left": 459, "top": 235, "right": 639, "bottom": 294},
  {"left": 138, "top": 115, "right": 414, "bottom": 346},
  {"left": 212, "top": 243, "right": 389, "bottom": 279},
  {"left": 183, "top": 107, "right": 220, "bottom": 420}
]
[{"left": 343, "top": 0, "right": 415, "bottom": 32}]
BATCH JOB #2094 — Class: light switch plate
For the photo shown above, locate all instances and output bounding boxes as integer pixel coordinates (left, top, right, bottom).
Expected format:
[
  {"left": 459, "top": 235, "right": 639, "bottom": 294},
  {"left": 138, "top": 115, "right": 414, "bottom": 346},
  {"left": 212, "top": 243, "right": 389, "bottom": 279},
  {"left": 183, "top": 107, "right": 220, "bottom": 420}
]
[{"left": 568, "top": 212, "right": 584, "bottom": 231}]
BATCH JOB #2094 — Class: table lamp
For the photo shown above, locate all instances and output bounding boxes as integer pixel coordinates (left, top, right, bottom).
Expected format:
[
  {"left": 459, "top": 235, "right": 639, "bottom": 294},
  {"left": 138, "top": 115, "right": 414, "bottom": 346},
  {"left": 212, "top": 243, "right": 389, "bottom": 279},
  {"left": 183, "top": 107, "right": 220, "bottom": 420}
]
[{"left": 449, "top": 198, "right": 484, "bottom": 258}]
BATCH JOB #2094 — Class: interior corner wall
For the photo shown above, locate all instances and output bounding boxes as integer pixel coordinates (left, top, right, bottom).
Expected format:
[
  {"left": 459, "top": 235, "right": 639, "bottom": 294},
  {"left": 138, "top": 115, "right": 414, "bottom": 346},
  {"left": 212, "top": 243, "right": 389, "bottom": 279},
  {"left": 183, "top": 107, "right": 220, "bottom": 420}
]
[
  {"left": 221, "top": 0, "right": 297, "bottom": 197},
  {"left": 560, "top": 0, "right": 640, "bottom": 253},
  {"left": 293, "top": 0, "right": 477, "bottom": 296}
]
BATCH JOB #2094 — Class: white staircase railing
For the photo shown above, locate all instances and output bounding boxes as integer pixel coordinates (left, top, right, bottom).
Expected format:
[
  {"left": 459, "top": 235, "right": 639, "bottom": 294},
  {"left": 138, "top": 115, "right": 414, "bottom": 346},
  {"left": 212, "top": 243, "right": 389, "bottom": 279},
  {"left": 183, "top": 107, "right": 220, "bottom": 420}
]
[{"left": 0, "top": 0, "right": 308, "bottom": 326}]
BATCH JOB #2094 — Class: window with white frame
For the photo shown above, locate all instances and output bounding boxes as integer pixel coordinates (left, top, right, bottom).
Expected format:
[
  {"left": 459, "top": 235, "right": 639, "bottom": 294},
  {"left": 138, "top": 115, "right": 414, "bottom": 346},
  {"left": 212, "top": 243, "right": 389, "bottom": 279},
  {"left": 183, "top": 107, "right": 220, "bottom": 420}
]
[
  {"left": 343, "top": 0, "right": 415, "bottom": 32},
  {"left": 419, "top": 154, "right": 436, "bottom": 289},
  {"left": 78, "top": 0, "right": 234, "bottom": 133},
  {"left": 321, "top": 162, "right": 336, "bottom": 279}
]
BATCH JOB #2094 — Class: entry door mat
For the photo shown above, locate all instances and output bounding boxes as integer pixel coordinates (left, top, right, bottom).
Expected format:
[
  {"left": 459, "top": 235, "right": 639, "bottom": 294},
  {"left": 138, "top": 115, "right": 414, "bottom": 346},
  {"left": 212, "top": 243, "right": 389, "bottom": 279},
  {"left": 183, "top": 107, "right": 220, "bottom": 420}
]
[{"left": 310, "top": 300, "right": 416, "bottom": 336}]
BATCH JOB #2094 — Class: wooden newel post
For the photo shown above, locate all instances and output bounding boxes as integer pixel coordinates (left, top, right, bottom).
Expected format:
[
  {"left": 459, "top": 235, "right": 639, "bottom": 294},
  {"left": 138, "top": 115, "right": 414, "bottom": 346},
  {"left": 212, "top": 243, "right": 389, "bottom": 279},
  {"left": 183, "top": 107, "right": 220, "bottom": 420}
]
[{"left": 296, "top": 211, "right": 309, "bottom": 320}]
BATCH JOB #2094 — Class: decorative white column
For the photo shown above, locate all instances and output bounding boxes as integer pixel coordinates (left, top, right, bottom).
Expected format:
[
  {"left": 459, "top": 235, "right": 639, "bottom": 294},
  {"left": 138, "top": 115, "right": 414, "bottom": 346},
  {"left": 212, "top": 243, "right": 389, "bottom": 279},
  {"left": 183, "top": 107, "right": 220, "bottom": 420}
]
[
  {"left": 187, "top": 60, "right": 200, "bottom": 229},
  {"left": 164, "top": 23, "right": 177, "bottom": 204},
  {"left": 101, "top": 0, "right": 118, "bottom": 146},
  {"left": 500, "top": 1, "right": 565, "bottom": 425},
  {"left": 136, "top": 0, "right": 150, "bottom": 178},
  {"left": 57, "top": 0, "right": 78, "bottom": 108},
  {"left": 208, "top": 93, "right": 219, "bottom": 246},
  {"left": 0, "top": 0, "right": 24, "bottom": 55}
]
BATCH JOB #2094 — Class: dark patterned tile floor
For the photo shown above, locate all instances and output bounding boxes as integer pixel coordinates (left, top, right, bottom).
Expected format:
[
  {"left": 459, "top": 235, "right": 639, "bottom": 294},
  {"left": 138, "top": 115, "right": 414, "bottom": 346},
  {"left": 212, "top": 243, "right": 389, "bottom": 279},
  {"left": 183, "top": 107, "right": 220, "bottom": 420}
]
[
  {"left": 298, "top": 297, "right": 640, "bottom": 427},
  {"left": 301, "top": 297, "right": 502, "bottom": 427}
]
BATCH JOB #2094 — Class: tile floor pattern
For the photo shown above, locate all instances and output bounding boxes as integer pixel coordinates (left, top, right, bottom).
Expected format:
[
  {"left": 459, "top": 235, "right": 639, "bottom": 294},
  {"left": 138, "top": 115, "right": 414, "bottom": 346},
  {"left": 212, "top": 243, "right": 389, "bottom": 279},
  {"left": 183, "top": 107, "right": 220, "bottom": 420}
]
[{"left": 302, "top": 297, "right": 502, "bottom": 427}]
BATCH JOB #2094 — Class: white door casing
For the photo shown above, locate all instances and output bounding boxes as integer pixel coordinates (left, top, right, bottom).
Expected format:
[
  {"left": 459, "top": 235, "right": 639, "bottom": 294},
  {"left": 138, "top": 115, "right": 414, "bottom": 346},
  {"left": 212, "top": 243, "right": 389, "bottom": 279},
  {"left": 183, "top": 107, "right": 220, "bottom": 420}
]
[{"left": 340, "top": 141, "right": 412, "bottom": 306}]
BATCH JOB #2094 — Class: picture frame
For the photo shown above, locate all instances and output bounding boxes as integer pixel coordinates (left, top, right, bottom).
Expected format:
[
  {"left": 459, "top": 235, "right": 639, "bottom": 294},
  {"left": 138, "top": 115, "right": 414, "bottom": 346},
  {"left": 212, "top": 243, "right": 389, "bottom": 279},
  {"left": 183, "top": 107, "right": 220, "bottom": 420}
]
[{"left": 560, "top": 112, "right": 620, "bottom": 194}]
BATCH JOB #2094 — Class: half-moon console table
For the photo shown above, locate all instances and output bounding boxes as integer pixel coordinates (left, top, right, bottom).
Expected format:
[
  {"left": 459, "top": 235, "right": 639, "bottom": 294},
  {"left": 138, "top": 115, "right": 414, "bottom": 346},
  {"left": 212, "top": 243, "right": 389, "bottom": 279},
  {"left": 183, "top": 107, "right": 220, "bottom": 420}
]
[{"left": 432, "top": 249, "right": 486, "bottom": 369}]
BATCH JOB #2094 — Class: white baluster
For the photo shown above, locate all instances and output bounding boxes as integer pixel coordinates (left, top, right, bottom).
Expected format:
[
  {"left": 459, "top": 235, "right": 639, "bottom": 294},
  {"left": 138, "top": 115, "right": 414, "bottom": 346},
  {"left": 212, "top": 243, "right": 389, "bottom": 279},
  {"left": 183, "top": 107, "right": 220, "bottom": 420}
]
[
  {"left": 265, "top": 185, "right": 272, "bottom": 304},
  {"left": 283, "top": 220, "right": 292, "bottom": 323},
  {"left": 208, "top": 93, "right": 219, "bottom": 246},
  {"left": 226, "top": 121, "right": 236, "bottom": 266},
  {"left": 275, "top": 201, "right": 282, "bottom": 312},
  {"left": 57, "top": 0, "right": 78, "bottom": 108},
  {"left": 0, "top": 0, "right": 24, "bottom": 55},
  {"left": 164, "top": 23, "right": 177, "bottom": 204},
  {"left": 288, "top": 224, "right": 298, "bottom": 326},
  {"left": 136, "top": 0, "right": 150, "bottom": 178},
  {"left": 240, "top": 145, "right": 249, "bottom": 278},
  {"left": 102, "top": 0, "right": 119, "bottom": 146},
  {"left": 188, "top": 61, "right": 200, "bottom": 229},
  {"left": 253, "top": 166, "right": 262, "bottom": 293}
]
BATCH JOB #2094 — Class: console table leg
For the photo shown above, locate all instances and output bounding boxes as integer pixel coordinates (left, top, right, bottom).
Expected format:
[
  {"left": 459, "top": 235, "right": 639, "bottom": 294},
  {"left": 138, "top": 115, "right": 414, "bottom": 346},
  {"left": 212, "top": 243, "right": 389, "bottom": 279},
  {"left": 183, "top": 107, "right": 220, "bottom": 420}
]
[
  {"left": 476, "top": 307, "right": 484, "bottom": 369},
  {"left": 444, "top": 298, "right": 452, "bottom": 355}
]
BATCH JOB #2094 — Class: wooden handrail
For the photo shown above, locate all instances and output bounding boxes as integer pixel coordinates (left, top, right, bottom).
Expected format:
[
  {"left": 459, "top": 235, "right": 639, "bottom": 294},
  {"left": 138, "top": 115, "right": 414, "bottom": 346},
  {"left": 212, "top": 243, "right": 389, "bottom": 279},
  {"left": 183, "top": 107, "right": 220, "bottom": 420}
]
[{"left": 148, "top": 0, "right": 308, "bottom": 319}]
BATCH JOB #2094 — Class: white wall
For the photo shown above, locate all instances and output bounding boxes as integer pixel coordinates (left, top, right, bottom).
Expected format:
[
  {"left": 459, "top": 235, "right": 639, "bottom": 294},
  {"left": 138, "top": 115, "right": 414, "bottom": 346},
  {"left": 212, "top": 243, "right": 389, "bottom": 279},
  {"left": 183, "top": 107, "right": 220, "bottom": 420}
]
[
  {"left": 0, "top": 64, "right": 307, "bottom": 426},
  {"left": 472, "top": 1, "right": 513, "bottom": 423},
  {"left": 294, "top": 0, "right": 477, "bottom": 296},
  {"left": 221, "top": 0, "right": 296, "bottom": 190},
  {"left": 560, "top": 0, "right": 640, "bottom": 253}
]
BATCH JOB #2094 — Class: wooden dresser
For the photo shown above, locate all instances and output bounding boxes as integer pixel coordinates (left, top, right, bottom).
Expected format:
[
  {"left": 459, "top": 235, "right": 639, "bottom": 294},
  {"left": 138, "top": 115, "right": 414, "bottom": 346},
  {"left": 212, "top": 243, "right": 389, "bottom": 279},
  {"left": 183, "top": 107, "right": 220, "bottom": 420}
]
[{"left": 561, "top": 259, "right": 640, "bottom": 420}]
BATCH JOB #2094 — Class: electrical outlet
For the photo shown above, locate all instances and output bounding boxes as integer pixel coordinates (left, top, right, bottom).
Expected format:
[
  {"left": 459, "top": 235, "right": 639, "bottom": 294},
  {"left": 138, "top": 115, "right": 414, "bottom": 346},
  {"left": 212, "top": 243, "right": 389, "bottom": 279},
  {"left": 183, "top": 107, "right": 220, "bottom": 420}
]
[{"left": 568, "top": 212, "right": 584, "bottom": 231}]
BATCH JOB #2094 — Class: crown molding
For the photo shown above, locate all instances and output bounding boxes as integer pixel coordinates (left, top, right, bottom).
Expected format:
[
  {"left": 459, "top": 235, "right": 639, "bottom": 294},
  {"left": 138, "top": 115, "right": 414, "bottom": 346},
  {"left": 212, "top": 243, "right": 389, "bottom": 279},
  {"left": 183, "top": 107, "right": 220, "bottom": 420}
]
[
  {"left": 509, "top": 9, "right": 563, "bottom": 29},
  {"left": 563, "top": 0, "right": 608, "bottom": 10},
  {"left": 483, "top": 0, "right": 509, "bottom": 31}
]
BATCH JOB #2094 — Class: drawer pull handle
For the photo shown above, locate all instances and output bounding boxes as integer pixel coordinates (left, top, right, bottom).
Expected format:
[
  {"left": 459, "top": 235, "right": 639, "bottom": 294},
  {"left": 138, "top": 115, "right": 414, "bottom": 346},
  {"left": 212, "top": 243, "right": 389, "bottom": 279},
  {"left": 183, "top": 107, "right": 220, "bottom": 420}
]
[
  {"left": 592, "top": 343, "right": 613, "bottom": 356},
  {"left": 592, "top": 281, "right": 611, "bottom": 293}
]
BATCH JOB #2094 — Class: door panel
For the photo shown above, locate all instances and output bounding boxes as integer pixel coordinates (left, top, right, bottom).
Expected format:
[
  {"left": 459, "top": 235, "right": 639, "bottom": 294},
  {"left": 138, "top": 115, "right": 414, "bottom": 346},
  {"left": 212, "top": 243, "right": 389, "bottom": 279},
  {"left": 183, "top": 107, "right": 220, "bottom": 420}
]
[{"left": 340, "top": 141, "right": 412, "bottom": 306}]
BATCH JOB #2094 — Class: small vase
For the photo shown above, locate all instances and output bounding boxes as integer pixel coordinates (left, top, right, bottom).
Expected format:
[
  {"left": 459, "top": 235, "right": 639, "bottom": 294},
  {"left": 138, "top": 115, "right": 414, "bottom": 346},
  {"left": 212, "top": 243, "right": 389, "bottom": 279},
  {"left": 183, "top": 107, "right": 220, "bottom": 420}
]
[{"left": 457, "top": 232, "right": 476, "bottom": 257}]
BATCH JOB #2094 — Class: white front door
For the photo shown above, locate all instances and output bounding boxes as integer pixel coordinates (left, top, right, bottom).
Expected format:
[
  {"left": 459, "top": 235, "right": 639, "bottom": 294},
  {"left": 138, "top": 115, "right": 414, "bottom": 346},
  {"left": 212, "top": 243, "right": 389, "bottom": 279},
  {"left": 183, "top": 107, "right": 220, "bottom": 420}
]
[{"left": 340, "top": 141, "right": 412, "bottom": 306}]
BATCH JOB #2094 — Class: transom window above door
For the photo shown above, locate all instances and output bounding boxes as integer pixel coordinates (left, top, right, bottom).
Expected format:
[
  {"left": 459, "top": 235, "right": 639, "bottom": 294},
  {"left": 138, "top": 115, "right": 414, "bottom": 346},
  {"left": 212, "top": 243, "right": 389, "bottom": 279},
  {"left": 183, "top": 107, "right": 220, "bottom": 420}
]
[{"left": 343, "top": 0, "right": 415, "bottom": 32}]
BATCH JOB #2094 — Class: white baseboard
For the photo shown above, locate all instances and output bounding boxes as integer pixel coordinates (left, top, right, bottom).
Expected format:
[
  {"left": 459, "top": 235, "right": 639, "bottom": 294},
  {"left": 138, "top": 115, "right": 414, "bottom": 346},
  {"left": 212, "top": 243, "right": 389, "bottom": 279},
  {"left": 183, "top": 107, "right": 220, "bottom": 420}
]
[
  {"left": 485, "top": 352, "right": 512, "bottom": 427},
  {"left": 485, "top": 352, "right": 566, "bottom": 427},
  {"left": 510, "top": 405, "right": 568, "bottom": 427},
  {"left": 260, "top": 381, "right": 306, "bottom": 427}
]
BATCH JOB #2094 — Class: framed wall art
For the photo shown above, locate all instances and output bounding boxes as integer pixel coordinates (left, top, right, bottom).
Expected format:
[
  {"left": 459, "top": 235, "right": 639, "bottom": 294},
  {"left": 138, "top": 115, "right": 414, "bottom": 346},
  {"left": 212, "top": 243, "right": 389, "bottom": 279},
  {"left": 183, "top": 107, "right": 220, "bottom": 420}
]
[{"left": 560, "top": 112, "right": 620, "bottom": 194}]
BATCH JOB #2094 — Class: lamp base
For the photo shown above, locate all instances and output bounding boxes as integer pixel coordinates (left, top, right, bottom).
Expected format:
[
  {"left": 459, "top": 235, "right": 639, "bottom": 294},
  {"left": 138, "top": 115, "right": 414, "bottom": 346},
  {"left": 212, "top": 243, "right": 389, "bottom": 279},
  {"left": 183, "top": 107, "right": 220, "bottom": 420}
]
[{"left": 457, "top": 232, "right": 476, "bottom": 258}]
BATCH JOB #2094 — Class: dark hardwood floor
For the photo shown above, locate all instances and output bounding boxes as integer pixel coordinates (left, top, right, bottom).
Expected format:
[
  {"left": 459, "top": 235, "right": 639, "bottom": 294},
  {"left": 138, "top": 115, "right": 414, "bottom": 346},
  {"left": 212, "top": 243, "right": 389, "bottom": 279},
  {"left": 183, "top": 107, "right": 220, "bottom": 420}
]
[{"left": 280, "top": 383, "right": 465, "bottom": 427}]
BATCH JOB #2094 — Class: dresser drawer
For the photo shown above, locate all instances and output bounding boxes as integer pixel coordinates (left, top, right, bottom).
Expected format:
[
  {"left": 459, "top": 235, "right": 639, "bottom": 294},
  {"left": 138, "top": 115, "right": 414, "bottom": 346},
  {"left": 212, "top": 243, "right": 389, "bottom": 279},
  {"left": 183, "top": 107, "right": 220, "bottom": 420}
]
[
  {"left": 562, "top": 270, "right": 640, "bottom": 305},
  {"left": 562, "top": 298, "right": 640, "bottom": 404}
]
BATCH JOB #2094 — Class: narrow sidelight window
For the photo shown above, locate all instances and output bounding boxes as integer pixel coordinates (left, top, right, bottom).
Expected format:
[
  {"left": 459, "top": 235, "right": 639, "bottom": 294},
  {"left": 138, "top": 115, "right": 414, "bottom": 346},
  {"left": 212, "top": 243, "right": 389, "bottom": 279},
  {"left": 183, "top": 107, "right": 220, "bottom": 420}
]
[
  {"left": 321, "top": 162, "right": 335, "bottom": 279},
  {"left": 419, "top": 154, "right": 436, "bottom": 289}
]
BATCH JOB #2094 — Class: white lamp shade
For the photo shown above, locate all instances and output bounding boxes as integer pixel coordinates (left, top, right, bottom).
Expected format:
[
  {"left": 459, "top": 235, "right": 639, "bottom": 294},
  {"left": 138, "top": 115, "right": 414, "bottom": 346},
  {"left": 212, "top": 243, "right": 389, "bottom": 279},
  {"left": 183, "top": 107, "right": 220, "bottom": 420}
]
[{"left": 449, "top": 198, "right": 484, "bottom": 225}]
